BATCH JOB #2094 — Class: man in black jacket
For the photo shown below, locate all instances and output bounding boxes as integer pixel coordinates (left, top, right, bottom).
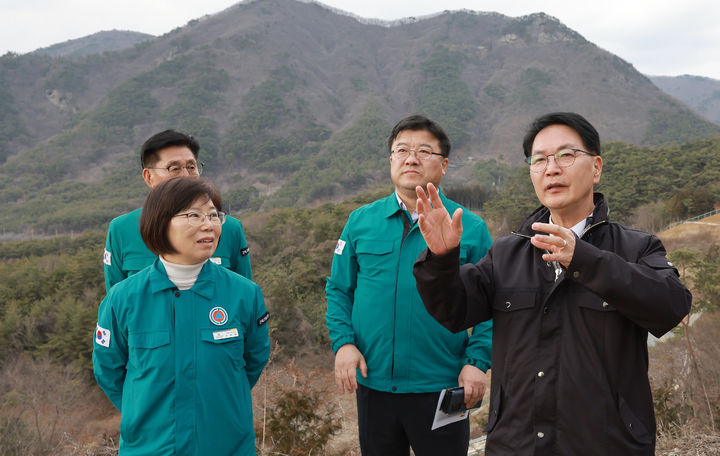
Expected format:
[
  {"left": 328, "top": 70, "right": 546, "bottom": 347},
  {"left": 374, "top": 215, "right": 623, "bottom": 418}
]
[{"left": 412, "top": 112, "right": 691, "bottom": 455}]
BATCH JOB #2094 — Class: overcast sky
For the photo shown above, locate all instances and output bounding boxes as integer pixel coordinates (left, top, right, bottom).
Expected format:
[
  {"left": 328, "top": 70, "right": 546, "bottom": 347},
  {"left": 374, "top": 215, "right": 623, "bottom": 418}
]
[{"left": 1, "top": 0, "right": 719, "bottom": 80}]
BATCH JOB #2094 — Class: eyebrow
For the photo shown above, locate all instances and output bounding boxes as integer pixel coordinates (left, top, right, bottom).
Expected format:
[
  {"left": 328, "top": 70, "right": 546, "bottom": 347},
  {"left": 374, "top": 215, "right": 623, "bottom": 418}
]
[
  {"left": 163, "top": 159, "right": 197, "bottom": 166},
  {"left": 395, "top": 142, "right": 434, "bottom": 149},
  {"left": 533, "top": 143, "right": 580, "bottom": 154}
]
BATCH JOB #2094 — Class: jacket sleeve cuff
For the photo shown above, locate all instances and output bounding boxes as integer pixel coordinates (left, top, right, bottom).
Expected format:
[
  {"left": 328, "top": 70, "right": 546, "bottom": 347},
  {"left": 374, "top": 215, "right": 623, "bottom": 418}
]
[
  {"left": 464, "top": 358, "right": 490, "bottom": 372},
  {"left": 416, "top": 245, "right": 461, "bottom": 271},
  {"left": 331, "top": 335, "right": 356, "bottom": 354},
  {"left": 565, "top": 236, "right": 593, "bottom": 282}
]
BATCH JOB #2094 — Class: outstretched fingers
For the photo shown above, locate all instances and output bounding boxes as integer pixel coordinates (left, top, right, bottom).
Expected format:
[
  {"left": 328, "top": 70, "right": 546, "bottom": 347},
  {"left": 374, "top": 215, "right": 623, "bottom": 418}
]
[
  {"left": 450, "top": 207, "right": 463, "bottom": 235},
  {"left": 426, "top": 182, "right": 444, "bottom": 210}
]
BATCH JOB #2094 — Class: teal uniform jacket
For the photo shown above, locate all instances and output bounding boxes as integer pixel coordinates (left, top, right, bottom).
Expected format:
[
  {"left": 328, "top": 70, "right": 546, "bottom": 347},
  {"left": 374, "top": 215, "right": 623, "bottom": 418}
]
[
  {"left": 325, "top": 191, "right": 492, "bottom": 393},
  {"left": 93, "top": 259, "right": 270, "bottom": 455},
  {"left": 104, "top": 208, "right": 252, "bottom": 292}
]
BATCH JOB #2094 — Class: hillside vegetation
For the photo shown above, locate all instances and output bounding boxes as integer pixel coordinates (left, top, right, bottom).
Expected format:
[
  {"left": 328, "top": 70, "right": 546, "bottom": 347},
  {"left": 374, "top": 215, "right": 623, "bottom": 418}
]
[{"left": 2, "top": 0, "right": 720, "bottom": 240}]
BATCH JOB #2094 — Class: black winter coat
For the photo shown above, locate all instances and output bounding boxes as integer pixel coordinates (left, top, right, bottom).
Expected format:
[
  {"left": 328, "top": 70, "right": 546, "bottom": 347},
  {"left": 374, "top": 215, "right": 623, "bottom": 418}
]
[{"left": 414, "top": 194, "right": 691, "bottom": 455}]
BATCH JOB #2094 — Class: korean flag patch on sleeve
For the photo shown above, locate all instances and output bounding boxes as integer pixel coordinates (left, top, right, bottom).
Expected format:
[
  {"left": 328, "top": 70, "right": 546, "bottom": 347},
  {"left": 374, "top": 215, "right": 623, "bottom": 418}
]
[
  {"left": 95, "top": 323, "right": 111, "bottom": 347},
  {"left": 103, "top": 249, "right": 112, "bottom": 266},
  {"left": 334, "top": 239, "right": 346, "bottom": 255}
]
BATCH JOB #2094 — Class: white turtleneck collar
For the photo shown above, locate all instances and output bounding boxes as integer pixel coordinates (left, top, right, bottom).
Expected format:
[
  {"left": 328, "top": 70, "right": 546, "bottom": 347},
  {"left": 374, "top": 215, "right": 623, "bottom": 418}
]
[{"left": 159, "top": 256, "right": 207, "bottom": 290}]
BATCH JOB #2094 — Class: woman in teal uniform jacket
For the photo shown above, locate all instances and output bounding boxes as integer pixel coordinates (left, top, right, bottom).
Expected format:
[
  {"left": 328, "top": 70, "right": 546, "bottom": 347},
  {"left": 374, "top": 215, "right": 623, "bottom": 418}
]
[{"left": 93, "top": 177, "right": 270, "bottom": 455}]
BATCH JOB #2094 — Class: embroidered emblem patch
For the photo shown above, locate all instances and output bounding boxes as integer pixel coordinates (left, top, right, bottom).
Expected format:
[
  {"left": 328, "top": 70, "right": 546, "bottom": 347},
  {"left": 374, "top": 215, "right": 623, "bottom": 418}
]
[
  {"left": 95, "top": 323, "right": 111, "bottom": 347},
  {"left": 103, "top": 249, "right": 112, "bottom": 266},
  {"left": 209, "top": 307, "right": 229, "bottom": 326},
  {"left": 241, "top": 247, "right": 250, "bottom": 256},
  {"left": 334, "top": 239, "right": 346, "bottom": 255},
  {"left": 209, "top": 257, "right": 222, "bottom": 265},
  {"left": 257, "top": 312, "right": 270, "bottom": 327}
]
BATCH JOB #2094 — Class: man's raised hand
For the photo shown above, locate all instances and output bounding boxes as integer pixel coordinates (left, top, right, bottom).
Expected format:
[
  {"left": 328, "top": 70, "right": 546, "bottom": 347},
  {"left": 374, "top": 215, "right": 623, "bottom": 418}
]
[{"left": 415, "top": 183, "right": 463, "bottom": 255}]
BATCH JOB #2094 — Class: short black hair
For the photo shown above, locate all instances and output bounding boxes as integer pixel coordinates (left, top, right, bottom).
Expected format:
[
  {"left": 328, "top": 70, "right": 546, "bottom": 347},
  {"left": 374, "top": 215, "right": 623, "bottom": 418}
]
[
  {"left": 141, "top": 130, "right": 200, "bottom": 168},
  {"left": 140, "top": 177, "right": 222, "bottom": 256},
  {"left": 522, "top": 112, "right": 601, "bottom": 157},
  {"left": 387, "top": 114, "right": 451, "bottom": 157}
]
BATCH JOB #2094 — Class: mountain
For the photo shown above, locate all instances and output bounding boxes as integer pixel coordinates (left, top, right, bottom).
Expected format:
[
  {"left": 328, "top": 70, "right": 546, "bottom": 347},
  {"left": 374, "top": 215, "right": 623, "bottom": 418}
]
[
  {"left": 650, "top": 75, "right": 720, "bottom": 124},
  {"left": 31, "top": 30, "right": 155, "bottom": 57},
  {"left": 1, "top": 0, "right": 719, "bottom": 239}
]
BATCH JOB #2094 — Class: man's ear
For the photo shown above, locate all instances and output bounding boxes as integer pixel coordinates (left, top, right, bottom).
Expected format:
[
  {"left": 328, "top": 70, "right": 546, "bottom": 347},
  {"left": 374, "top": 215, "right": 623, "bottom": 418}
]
[
  {"left": 592, "top": 156, "right": 603, "bottom": 184},
  {"left": 142, "top": 168, "right": 154, "bottom": 188}
]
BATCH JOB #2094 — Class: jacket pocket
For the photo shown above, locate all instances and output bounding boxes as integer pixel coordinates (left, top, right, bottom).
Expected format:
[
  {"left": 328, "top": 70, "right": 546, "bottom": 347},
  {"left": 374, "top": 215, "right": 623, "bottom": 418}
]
[
  {"left": 129, "top": 330, "right": 170, "bottom": 348},
  {"left": 617, "top": 394, "right": 652, "bottom": 445},
  {"left": 356, "top": 239, "right": 394, "bottom": 255},
  {"left": 355, "top": 239, "right": 394, "bottom": 272},
  {"left": 200, "top": 328, "right": 246, "bottom": 370},
  {"left": 484, "top": 384, "right": 503, "bottom": 433},
  {"left": 127, "top": 330, "right": 170, "bottom": 370},
  {"left": 577, "top": 296, "right": 616, "bottom": 312},
  {"left": 492, "top": 289, "right": 536, "bottom": 313}
]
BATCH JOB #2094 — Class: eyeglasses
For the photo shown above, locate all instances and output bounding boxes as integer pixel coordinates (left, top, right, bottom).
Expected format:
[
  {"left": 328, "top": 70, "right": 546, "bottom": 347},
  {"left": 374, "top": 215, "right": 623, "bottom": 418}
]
[
  {"left": 391, "top": 147, "right": 445, "bottom": 161},
  {"left": 527, "top": 148, "right": 596, "bottom": 173},
  {"left": 146, "top": 162, "right": 204, "bottom": 176},
  {"left": 173, "top": 211, "right": 226, "bottom": 226}
]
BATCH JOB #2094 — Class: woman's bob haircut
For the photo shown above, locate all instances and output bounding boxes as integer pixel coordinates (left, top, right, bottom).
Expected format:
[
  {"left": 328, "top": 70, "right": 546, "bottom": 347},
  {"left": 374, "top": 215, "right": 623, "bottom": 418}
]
[{"left": 140, "top": 177, "right": 223, "bottom": 256}]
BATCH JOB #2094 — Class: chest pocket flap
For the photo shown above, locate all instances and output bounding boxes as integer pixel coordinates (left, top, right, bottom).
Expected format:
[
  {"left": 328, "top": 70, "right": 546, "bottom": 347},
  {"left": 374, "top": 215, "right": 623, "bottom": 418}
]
[
  {"left": 492, "top": 289, "right": 536, "bottom": 313},
  {"left": 128, "top": 330, "right": 170, "bottom": 349},
  {"left": 356, "top": 240, "right": 394, "bottom": 255},
  {"left": 577, "top": 295, "right": 616, "bottom": 312}
]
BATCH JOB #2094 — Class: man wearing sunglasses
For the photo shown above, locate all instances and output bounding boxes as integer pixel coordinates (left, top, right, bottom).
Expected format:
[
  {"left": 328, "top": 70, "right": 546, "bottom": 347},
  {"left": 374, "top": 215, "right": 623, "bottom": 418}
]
[
  {"left": 103, "top": 130, "right": 252, "bottom": 291},
  {"left": 413, "top": 112, "right": 691, "bottom": 455}
]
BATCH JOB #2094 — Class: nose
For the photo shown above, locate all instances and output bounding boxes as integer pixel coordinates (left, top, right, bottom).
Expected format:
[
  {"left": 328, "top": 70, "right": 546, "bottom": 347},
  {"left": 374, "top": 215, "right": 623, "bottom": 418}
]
[
  {"left": 179, "top": 166, "right": 191, "bottom": 176},
  {"left": 544, "top": 155, "right": 562, "bottom": 174},
  {"left": 403, "top": 150, "right": 421, "bottom": 164},
  {"left": 200, "top": 215, "right": 214, "bottom": 229}
]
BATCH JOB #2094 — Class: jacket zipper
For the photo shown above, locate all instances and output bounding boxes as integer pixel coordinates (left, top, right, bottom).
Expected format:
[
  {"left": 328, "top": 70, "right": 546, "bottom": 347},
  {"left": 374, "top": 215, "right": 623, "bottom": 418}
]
[{"left": 580, "top": 220, "right": 607, "bottom": 239}]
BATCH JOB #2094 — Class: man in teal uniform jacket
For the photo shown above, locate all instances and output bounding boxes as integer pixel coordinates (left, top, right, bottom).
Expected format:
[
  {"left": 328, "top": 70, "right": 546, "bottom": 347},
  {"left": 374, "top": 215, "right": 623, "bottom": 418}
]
[
  {"left": 94, "top": 257, "right": 270, "bottom": 454},
  {"left": 325, "top": 115, "right": 492, "bottom": 455},
  {"left": 103, "top": 130, "right": 251, "bottom": 291}
]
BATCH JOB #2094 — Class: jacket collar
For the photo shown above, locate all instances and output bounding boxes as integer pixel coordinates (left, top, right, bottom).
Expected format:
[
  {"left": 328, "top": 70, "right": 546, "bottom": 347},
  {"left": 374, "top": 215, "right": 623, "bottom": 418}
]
[
  {"left": 149, "top": 258, "right": 216, "bottom": 299},
  {"left": 515, "top": 192, "right": 610, "bottom": 237}
]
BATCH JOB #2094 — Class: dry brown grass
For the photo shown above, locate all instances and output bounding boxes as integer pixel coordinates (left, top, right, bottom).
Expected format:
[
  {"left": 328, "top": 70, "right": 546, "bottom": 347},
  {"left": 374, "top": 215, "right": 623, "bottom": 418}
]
[
  {"left": 659, "top": 213, "right": 720, "bottom": 252},
  {"left": 0, "top": 355, "right": 117, "bottom": 455},
  {"left": 656, "top": 429, "right": 720, "bottom": 455}
]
